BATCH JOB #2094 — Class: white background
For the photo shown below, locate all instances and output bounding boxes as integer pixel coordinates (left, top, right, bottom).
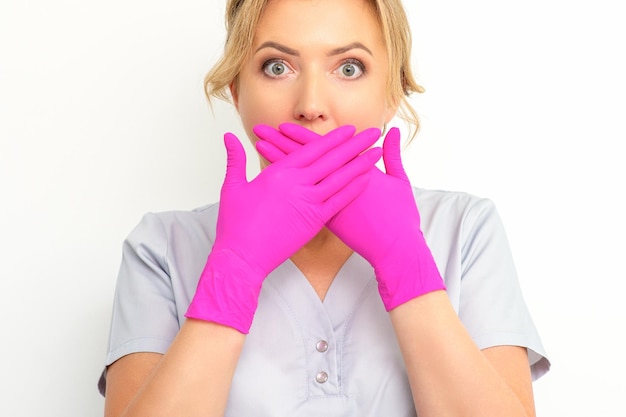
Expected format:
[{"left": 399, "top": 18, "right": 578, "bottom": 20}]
[{"left": 1, "top": 0, "right": 624, "bottom": 415}]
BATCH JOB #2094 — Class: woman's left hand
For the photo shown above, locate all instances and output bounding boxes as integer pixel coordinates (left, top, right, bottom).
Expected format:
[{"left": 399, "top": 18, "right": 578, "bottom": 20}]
[{"left": 254, "top": 124, "right": 446, "bottom": 310}]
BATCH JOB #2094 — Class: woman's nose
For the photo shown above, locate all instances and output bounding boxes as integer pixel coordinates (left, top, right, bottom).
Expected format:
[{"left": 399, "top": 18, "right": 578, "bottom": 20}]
[{"left": 292, "top": 72, "right": 329, "bottom": 122}]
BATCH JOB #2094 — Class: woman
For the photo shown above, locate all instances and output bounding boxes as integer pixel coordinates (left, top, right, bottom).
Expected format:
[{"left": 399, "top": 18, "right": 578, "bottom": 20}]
[{"left": 100, "top": 0, "right": 550, "bottom": 416}]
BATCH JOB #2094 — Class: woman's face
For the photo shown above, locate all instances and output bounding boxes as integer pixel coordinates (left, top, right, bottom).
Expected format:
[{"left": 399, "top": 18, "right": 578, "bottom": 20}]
[{"left": 232, "top": 0, "right": 397, "bottom": 150}]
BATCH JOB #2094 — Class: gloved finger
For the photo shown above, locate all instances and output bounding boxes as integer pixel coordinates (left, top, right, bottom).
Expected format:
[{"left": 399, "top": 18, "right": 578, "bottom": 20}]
[
  {"left": 253, "top": 124, "right": 301, "bottom": 154},
  {"left": 278, "top": 124, "right": 356, "bottom": 169},
  {"left": 278, "top": 123, "right": 323, "bottom": 145},
  {"left": 382, "top": 127, "right": 410, "bottom": 182},
  {"left": 304, "top": 127, "right": 381, "bottom": 184},
  {"left": 317, "top": 171, "right": 371, "bottom": 221},
  {"left": 223, "top": 132, "right": 248, "bottom": 187},
  {"left": 255, "top": 140, "right": 286, "bottom": 164},
  {"left": 258, "top": 123, "right": 354, "bottom": 155},
  {"left": 309, "top": 146, "right": 382, "bottom": 203}
]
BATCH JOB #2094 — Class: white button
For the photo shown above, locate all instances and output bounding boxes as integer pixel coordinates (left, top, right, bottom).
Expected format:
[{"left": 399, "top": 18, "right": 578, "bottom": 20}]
[
  {"left": 315, "top": 371, "right": 329, "bottom": 384},
  {"left": 316, "top": 340, "right": 329, "bottom": 353}
]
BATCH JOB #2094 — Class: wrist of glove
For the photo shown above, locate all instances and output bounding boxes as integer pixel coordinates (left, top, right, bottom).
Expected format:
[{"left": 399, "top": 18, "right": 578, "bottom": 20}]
[
  {"left": 186, "top": 249, "right": 266, "bottom": 333},
  {"left": 370, "top": 231, "right": 445, "bottom": 311}
]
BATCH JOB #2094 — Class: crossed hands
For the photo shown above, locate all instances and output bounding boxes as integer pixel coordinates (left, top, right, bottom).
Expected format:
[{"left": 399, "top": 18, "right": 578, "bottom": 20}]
[{"left": 185, "top": 125, "right": 445, "bottom": 333}]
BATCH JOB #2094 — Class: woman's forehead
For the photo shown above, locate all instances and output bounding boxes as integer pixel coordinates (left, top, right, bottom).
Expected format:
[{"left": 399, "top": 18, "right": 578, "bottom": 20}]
[{"left": 254, "top": 0, "right": 384, "bottom": 52}]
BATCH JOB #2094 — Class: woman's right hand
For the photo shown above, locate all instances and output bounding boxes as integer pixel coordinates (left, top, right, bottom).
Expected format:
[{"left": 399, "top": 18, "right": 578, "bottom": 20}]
[{"left": 185, "top": 126, "right": 382, "bottom": 333}]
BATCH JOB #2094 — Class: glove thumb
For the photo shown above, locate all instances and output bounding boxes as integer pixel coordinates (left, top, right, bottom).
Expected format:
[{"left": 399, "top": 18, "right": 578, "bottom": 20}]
[
  {"left": 223, "top": 132, "right": 247, "bottom": 186},
  {"left": 382, "top": 127, "right": 409, "bottom": 182}
]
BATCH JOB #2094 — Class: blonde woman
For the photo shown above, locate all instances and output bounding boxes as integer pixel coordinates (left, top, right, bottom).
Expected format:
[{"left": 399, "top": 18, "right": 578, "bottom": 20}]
[{"left": 100, "top": 1, "right": 550, "bottom": 416}]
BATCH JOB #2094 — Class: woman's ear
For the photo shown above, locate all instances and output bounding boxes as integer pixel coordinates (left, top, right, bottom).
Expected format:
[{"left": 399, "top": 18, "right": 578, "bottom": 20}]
[{"left": 230, "top": 81, "right": 240, "bottom": 110}]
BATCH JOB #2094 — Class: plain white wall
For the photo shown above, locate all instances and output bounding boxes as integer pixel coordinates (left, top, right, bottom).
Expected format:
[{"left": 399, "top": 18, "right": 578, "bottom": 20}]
[{"left": 1, "top": 0, "right": 624, "bottom": 415}]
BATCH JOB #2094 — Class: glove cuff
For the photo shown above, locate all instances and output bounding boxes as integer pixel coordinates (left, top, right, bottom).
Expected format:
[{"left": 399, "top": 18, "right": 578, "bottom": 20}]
[
  {"left": 185, "top": 250, "right": 265, "bottom": 334},
  {"left": 375, "top": 233, "right": 446, "bottom": 311}
]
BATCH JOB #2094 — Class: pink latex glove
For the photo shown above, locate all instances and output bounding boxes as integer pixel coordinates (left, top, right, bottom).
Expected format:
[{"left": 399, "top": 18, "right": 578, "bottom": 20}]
[
  {"left": 254, "top": 124, "right": 445, "bottom": 311},
  {"left": 186, "top": 126, "right": 382, "bottom": 333}
]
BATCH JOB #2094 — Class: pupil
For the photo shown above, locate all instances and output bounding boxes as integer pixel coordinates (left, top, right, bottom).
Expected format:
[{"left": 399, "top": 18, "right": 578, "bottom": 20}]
[{"left": 272, "top": 63, "right": 284, "bottom": 75}]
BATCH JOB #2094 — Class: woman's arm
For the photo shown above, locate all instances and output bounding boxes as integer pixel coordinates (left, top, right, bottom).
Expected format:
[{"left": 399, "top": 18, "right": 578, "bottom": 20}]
[
  {"left": 104, "top": 319, "right": 245, "bottom": 417},
  {"left": 390, "top": 291, "right": 535, "bottom": 417},
  {"left": 104, "top": 352, "right": 162, "bottom": 417}
]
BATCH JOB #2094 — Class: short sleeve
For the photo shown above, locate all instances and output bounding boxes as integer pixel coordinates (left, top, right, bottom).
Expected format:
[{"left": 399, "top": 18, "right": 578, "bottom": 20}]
[
  {"left": 98, "top": 213, "right": 181, "bottom": 395},
  {"left": 458, "top": 199, "right": 550, "bottom": 380}
]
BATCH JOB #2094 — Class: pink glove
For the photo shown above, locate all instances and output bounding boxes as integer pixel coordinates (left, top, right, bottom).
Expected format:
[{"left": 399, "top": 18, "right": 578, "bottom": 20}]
[
  {"left": 254, "top": 124, "right": 445, "bottom": 311},
  {"left": 186, "top": 126, "right": 382, "bottom": 333}
]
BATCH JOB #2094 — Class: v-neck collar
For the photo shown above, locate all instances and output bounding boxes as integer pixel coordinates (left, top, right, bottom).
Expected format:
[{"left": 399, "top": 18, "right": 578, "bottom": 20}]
[{"left": 265, "top": 253, "right": 376, "bottom": 333}]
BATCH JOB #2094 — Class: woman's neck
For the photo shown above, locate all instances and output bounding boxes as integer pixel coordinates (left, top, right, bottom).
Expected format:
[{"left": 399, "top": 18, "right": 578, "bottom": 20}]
[{"left": 290, "top": 227, "right": 354, "bottom": 300}]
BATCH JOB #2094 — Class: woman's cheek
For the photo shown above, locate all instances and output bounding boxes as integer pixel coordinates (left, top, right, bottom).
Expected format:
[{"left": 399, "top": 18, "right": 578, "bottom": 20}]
[
  {"left": 335, "top": 89, "right": 388, "bottom": 129},
  {"left": 239, "top": 90, "right": 292, "bottom": 132}
]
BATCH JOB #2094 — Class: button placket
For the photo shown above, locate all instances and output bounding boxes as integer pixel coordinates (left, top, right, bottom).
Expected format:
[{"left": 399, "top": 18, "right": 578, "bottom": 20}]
[
  {"left": 308, "top": 335, "right": 338, "bottom": 394},
  {"left": 314, "top": 339, "right": 330, "bottom": 384}
]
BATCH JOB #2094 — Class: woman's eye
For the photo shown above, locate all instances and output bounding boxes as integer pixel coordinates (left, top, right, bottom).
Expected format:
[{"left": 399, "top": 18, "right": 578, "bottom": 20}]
[
  {"left": 338, "top": 60, "right": 365, "bottom": 79},
  {"left": 263, "top": 60, "right": 289, "bottom": 77}
]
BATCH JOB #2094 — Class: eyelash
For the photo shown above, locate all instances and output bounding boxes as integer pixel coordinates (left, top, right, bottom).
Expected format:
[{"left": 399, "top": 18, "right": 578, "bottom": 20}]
[
  {"left": 337, "top": 59, "right": 366, "bottom": 79},
  {"left": 260, "top": 58, "right": 367, "bottom": 79},
  {"left": 261, "top": 59, "right": 292, "bottom": 78}
]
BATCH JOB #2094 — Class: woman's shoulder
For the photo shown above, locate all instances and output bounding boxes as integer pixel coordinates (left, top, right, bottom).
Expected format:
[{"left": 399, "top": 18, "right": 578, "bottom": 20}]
[
  {"left": 126, "top": 202, "right": 220, "bottom": 244},
  {"left": 141, "top": 202, "right": 219, "bottom": 225},
  {"left": 413, "top": 187, "right": 497, "bottom": 218},
  {"left": 412, "top": 187, "right": 506, "bottom": 245}
]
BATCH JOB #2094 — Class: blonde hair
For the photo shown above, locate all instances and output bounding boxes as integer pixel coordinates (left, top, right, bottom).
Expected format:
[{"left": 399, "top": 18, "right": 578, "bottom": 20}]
[{"left": 205, "top": 0, "right": 424, "bottom": 139}]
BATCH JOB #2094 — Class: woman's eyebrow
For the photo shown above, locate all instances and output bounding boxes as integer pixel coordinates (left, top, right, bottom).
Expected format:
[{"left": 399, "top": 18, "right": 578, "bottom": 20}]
[
  {"left": 255, "top": 41, "right": 299, "bottom": 56},
  {"left": 254, "top": 41, "right": 373, "bottom": 57},
  {"left": 328, "top": 42, "right": 373, "bottom": 57}
]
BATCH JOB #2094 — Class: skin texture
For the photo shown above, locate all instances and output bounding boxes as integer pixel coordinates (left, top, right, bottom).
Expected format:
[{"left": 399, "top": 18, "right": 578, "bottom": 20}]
[{"left": 103, "top": 1, "right": 538, "bottom": 416}]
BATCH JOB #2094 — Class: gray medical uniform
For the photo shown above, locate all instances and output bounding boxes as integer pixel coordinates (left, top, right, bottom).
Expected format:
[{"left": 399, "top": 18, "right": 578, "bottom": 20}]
[{"left": 99, "top": 188, "right": 550, "bottom": 416}]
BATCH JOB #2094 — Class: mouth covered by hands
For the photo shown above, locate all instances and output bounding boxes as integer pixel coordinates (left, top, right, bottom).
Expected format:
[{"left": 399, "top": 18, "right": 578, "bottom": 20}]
[
  {"left": 186, "top": 126, "right": 383, "bottom": 333},
  {"left": 254, "top": 123, "right": 446, "bottom": 311}
]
